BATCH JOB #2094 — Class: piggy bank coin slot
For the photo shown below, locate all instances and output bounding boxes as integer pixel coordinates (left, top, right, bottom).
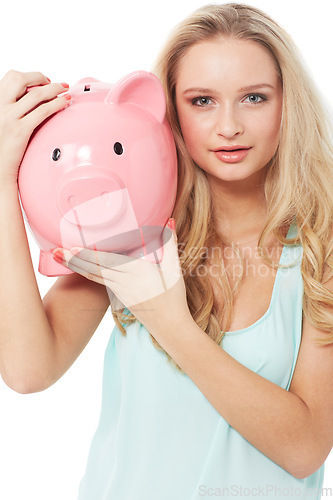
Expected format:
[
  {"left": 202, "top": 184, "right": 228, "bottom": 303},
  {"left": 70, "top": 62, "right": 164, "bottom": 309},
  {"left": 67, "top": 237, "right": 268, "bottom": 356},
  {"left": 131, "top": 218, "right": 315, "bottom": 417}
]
[{"left": 84, "top": 85, "right": 91, "bottom": 92}]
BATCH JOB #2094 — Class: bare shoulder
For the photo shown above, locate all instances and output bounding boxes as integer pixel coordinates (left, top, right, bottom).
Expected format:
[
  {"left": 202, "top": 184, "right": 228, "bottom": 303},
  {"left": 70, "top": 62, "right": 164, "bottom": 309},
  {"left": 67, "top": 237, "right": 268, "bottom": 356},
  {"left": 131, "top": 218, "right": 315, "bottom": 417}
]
[
  {"left": 42, "top": 272, "right": 111, "bottom": 380},
  {"left": 289, "top": 270, "right": 333, "bottom": 473}
]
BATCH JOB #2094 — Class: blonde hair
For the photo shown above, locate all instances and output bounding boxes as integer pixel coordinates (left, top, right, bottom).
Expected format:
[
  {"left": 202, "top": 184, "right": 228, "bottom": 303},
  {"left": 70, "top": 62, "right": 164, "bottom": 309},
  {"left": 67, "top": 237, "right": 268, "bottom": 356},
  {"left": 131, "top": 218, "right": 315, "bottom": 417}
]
[{"left": 112, "top": 3, "right": 333, "bottom": 371}]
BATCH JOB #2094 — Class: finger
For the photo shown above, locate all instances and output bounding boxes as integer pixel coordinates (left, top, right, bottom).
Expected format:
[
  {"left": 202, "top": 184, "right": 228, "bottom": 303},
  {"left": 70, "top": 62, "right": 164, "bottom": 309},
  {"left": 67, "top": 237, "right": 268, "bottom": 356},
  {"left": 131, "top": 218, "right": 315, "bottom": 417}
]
[
  {"left": 22, "top": 91, "right": 71, "bottom": 132},
  {"left": 157, "top": 225, "right": 183, "bottom": 288},
  {"left": 69, "top": 247, "right": 134, "bottom": 270},
  {"left": 162, "top": 224, "right": 175, "bottom": 247},
  {"left": 160, "top": 224, "right": 179, "bottom": 265},
  {"left": 0, "top": 70, "right": 51, "bottom": 104},
  {"left": 63, "top": 249, "right": 105, "bottom": 277},
  {"left": 64, "top": 249, "right": 130, "bottom": 289},
  {"left": 63, "top": 255, "right": 112, "bottom": 288},
  {"left": 14, "top": 82, "right": 70, "bottom": 120}
]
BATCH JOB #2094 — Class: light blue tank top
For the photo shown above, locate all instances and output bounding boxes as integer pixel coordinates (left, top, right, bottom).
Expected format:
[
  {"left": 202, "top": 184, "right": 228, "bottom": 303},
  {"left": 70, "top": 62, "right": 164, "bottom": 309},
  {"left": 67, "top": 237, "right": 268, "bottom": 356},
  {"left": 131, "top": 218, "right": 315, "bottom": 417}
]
[{"left": 77, "top": 223, "right": 325, "bottom": 499}]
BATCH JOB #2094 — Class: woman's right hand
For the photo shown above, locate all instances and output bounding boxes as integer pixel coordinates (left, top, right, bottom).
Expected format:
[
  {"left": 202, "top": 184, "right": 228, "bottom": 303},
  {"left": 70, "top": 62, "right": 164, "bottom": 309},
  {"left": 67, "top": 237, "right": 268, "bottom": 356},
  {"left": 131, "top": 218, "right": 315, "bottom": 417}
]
[{"left": 0, "top": 70, "right": 71, "bottom": 185}]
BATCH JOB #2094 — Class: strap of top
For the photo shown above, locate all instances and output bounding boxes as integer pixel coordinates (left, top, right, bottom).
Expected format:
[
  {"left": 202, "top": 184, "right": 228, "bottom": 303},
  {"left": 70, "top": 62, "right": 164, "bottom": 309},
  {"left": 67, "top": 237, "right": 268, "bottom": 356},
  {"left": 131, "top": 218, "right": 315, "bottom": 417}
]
[{"left": 280, "top": 221, "right": 303, "bottom": 268}]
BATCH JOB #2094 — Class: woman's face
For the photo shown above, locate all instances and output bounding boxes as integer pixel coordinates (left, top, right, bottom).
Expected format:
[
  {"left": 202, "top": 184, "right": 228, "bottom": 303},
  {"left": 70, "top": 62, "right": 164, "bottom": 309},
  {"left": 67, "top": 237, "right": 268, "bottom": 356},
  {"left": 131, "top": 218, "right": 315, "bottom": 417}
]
[{"left": 175, "top": 38, "right": 283, "bottom": 186}]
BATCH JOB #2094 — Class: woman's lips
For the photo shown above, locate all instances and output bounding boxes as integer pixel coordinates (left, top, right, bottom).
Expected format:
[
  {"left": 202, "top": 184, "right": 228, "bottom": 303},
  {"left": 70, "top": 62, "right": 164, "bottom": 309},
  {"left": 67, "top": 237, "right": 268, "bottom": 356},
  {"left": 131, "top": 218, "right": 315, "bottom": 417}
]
[{"left": 213, "top": 147, "right": 252, "bottom": 163}]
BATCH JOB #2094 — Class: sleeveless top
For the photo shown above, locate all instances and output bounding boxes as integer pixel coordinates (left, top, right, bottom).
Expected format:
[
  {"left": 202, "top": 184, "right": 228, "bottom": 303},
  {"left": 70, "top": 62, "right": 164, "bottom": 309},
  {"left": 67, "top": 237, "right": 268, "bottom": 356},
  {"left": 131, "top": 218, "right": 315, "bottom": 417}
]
[{"left": 77, "top": 222, "right": 325, "bottom": 499}]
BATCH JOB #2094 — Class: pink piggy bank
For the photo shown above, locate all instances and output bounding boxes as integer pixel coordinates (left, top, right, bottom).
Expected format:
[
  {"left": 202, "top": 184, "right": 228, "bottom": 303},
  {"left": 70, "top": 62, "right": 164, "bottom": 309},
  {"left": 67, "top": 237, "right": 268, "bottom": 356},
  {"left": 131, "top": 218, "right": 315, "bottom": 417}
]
[{"left": 18, "top": 71, "right": 177, "bottom": 277}]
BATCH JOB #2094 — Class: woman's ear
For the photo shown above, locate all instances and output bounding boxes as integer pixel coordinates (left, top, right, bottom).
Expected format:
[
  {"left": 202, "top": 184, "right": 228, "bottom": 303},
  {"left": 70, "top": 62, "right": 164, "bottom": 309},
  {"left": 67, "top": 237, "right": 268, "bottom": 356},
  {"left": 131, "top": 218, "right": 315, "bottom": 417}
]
[{"left": 104, "top": 70, "right": 166, "bottom": 123}]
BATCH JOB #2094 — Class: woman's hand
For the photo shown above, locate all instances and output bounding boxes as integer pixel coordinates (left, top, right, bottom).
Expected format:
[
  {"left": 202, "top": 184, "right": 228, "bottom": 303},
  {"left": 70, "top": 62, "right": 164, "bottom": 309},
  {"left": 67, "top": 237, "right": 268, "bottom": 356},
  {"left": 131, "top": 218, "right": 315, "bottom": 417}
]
[
  {"left": 0, "top": 70, "right": 70, "bottom": 184},
  {"left": 52, "top": 219, "right": 191, "bottom": 334}
]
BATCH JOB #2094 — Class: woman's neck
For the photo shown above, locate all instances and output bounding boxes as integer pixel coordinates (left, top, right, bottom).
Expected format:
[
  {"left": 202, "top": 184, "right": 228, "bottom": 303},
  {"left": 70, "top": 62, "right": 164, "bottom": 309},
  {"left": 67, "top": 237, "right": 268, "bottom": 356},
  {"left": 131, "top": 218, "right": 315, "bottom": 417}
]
[{"left": 209, "top": 180, "right": 268, "bottom": 245}]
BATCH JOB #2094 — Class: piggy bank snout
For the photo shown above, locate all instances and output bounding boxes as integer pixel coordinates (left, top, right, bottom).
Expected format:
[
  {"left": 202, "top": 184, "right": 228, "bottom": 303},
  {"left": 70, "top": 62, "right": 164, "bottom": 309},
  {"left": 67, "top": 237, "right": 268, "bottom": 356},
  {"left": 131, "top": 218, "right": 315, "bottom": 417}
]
[{"left": 56, "top": 171, "right": 126, "bottom": 227}]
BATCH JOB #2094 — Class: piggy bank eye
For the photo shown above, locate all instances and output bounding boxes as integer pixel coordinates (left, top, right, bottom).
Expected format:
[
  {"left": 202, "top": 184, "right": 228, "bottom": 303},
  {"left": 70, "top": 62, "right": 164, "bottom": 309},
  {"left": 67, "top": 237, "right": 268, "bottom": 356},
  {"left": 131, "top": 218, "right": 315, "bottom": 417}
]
[
  {"left": 114, "top": 142, "right": 123, "bottom": 155},
  {"left": 52, "top": 148, "right": 61, "bottom": 161}
]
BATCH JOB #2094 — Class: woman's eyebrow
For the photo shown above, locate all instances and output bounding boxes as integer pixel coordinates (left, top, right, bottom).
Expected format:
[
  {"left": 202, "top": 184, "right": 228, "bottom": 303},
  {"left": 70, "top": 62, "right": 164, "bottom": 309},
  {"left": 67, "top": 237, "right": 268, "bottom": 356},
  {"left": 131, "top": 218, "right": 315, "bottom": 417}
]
[
  {"left": 183, "top": 87, "right": 216, "bottom": 95},
  {"left": 238, "top": 83, "right": 275, "bottom": 92},
  {"left": 182, "top": 83, "right": 275, "bottom": 94}
]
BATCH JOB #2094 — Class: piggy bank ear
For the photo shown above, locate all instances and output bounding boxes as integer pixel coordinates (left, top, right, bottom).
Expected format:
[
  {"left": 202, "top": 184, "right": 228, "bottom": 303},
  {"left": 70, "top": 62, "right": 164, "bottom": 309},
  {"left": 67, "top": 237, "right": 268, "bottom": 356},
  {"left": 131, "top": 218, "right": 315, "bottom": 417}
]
[{"left": 105, "top": 71, "right": 166, "bottom": 123}]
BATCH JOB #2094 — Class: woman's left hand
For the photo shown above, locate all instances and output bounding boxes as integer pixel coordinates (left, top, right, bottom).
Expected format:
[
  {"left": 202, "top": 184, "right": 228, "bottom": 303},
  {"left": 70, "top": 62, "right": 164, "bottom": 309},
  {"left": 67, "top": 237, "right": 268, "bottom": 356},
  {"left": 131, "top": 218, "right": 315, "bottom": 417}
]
[{"left": 52, "top": 219, "right": 191, "bottom": 335}]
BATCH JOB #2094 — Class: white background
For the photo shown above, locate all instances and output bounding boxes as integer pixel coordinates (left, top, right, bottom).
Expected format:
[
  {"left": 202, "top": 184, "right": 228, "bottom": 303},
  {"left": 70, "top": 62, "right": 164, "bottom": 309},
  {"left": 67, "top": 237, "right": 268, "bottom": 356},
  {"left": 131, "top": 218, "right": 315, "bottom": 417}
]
[{"left": 0, "top": 0, "right": 332, "bottom": 498}]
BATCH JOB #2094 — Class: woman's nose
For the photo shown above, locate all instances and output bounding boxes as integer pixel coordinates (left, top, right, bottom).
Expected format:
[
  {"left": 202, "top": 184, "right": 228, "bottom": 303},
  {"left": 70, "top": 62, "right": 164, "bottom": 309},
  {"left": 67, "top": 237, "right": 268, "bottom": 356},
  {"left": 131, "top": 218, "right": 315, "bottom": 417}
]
[{"left": 215, "top": 104, "right": 244, "bottom": 138}]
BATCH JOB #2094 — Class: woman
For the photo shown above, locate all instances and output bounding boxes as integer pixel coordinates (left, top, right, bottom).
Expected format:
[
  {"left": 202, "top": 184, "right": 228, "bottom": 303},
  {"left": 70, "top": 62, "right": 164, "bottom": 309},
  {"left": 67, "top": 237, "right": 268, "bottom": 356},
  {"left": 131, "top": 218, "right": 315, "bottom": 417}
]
[
  {"left": 0, "top": 3, "right": 332, "bottom": 499},
  {"left": 72, "top": 4, "right": 333, "bottom": 497}
]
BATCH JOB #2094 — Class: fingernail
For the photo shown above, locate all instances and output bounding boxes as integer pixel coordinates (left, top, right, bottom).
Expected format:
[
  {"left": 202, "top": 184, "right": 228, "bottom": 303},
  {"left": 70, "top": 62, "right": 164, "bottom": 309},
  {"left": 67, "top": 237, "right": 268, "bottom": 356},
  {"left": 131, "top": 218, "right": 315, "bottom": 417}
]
[
  {"left": 53, "top": 248, "right": 64, "bottom": 261},
  {"left": 167, "top": 218, "right": 175, "bottom": 231},
  {"left": 46, "top": 77, "right": 51, "bottom": 82},
  {"left": 61, "top": 82, "right": 70, "bottom": 88}
]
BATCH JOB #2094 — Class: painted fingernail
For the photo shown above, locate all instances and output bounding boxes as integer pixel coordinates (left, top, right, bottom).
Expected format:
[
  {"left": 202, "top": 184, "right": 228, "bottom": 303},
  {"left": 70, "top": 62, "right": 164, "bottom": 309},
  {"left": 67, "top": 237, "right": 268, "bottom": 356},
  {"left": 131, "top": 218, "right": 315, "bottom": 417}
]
[
  {"left": 167, "top": 218, "right": 175, "bottom": 231},
  {"left": 61, "top": 82, "right": 70, "bottom": 88},
  {"left": 64, "top": 94, "right": 72, "bottom": 100},
  {"left": 53, "top": 249, "right": 64, "bottom": 261}
]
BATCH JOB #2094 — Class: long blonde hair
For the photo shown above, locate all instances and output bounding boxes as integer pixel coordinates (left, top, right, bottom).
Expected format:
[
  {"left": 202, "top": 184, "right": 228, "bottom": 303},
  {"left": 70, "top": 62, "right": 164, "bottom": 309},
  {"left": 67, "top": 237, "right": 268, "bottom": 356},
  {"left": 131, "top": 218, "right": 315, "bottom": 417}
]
[{"left": 112, "top": 3, "right": 333, "bottom": 371}]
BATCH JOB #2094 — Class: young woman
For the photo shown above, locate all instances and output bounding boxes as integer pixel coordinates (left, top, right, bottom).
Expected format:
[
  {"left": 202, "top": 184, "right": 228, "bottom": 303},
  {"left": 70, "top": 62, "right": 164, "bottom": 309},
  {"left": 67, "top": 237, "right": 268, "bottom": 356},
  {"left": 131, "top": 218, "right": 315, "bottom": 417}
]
[{"left": 0, "top": 3, "right": 332, "bottom": 499}]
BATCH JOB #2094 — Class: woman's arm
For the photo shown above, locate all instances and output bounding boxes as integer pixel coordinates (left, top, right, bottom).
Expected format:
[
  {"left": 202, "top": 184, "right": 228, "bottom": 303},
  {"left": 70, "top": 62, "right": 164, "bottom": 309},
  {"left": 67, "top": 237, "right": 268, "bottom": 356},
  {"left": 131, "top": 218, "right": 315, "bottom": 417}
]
[
  {"left": 145, "top": 296, "right": 333, "bottom": 480},
  {"left": 55, "top": 226, "right": 333, "bottom": 479},
  {"left": 0, "top": 184, "right": 110, "bottom": 393}
]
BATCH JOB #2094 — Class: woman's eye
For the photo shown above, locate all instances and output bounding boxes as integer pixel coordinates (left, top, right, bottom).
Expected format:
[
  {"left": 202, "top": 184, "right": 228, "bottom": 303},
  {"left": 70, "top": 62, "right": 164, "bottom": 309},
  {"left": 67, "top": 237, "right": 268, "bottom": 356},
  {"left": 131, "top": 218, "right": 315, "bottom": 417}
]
[
  {"left": 244, "top": 94, "right": 267, "bottom": 105},
  {"left": 192, "top": 97, "right": 213, "bottom": 107}
]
